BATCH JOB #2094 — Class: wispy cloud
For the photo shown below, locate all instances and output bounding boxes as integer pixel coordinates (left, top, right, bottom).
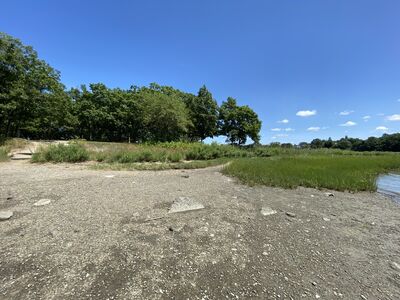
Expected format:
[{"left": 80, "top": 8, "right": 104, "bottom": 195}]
[
  {"left": 296, "top": 110, "right": 316, "bottom": 117},
  {"left": 386, "top": 114, "right": 400, "bottom": 121},
  {"left": 307, "top": 127, "right": 320, "bottom": 132},
  {"left": 271, "top": 127, "right": 294, "bottom": 132},
  {"left": 278, "top": 119, "right": 289, "bottom": 124},
  {"left": 376, "top": 126, "right": 389, "bottom": 131},
  {"left": 339, "top": 110, "right": 354, "bottom": 116},
  {"left": 362, "top": 115, "right": 371, "bottom": 121},
  {"left": 340, "top": 121, "right": 357, "bottom": 127}
]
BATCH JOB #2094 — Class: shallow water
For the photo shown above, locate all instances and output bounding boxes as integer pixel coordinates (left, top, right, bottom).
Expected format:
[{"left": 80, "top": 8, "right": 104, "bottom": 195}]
[{"left": 376, "top": 173, "right": 400, "bottom": 204}]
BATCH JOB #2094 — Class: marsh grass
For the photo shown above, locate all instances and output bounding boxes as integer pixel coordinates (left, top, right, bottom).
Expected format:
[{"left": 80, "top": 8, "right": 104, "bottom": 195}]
[{"left": 222, "top": 154, "right": 400, "bottom": 191}]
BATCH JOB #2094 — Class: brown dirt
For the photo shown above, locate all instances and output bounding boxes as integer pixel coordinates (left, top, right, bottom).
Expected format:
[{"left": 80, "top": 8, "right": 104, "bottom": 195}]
[{"left": 0, "top": 161, "right": 399, "bottom": 299}]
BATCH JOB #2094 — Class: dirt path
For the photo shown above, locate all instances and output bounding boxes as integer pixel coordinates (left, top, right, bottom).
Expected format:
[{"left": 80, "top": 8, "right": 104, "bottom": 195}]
[{"left": 0, "top": 161, "right": 399, "bottom": 299}]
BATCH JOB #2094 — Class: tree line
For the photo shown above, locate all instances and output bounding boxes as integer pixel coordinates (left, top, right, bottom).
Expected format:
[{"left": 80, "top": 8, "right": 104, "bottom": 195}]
[
  {"left": 299, "top": 134, "right": 400, "bottom": 152},
  {"left": 0, "top": 32, "right": 261, "bottom": 144}
]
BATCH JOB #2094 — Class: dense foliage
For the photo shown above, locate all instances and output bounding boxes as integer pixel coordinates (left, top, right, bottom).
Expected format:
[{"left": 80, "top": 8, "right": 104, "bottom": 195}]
[
  {"left": 304, "top": 134, "right": 400, "bottom": 152},
  {"left": 0, "top": 32, "right": 261, "bottom": 144}
]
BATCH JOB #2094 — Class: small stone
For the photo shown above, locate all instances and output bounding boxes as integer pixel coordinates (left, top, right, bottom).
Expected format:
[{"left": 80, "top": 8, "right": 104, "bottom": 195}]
[
  {"left": 286, "top": 212, "right": 296, "bottom": 218},
  {"left": 261, "top": 207, "right": 277, "bottom": 216},
  {"left": 323, "top": 217, "right": 331, "bottom": 222},
  {"left": 168, "top": 225, "right": 185, "bottom": 232},
  {"left": 315, "top": 294, "right": 320, "bottom": 299},
  {"left": 312, "top": 281, "right": 317, "bottom": 286},
  {"left": 34, "top": 199, "right": 51, "bottom": 206},
  {"left": 310, "top": 195, "right": 315, "bottom": 198},
  {"left": 360, "top": 295, "right": 367, "bottom": 300},
  {"left": 262, "top": 251, "right": 268, "bottom": 256},
  {"left": 324, "top": 192, "right": 334, "bottom": 197},
  {"left": 0, "top": 211, "right": 13, "bottom": 221},
  {"left": 104, "top": 175, "right": 115, "bottom": 178},
  {"left": 390, "top": 261, "right": 400, "bottom": 271},
  {"left": 181, "top": 175, "right": 189, "bottom": 178}
]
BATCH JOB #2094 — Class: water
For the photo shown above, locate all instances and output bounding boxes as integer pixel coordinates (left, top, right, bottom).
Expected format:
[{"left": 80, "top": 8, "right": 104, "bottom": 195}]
[{"left": 376, "top": 173, "right": 400, "bottom": 204}]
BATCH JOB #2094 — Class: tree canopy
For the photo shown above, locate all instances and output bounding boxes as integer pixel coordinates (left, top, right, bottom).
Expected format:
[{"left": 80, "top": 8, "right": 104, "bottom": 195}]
[{"left": 0, "top": 32, "right": 262, "bottom": 144}]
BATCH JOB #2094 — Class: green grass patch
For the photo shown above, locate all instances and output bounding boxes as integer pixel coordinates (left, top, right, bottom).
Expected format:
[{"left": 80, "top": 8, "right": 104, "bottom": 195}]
[
  {"left": 32, "top": 143, "right": 89, "bottom": 163},
  {"left": 90, "top": 158, "right": 229, "bottom": 171},
  {"left": 222, "top": 155, "right": 400, "bottom": 191},
  {"left": 0, "top": 147, "right": 9, "bottom": 162}
]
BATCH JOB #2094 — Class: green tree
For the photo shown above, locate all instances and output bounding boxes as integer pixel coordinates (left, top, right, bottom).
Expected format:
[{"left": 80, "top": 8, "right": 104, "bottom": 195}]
[
  {"left": 0, "top": 32, "right": 72, "bottom": 139},
  {"left": 140, "top": 90, "right": 191, "bottom": 142},
  {"left": 219, "top": 97, "right": 261, "bottom": 145},
  {"left": 185, "top": 85, "right": 219, "bottom": 141}
]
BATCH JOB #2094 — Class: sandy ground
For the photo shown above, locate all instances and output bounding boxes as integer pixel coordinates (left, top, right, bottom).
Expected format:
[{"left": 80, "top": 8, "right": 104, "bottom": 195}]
[{"left": 0, "top": 161, "right": 399, "bottom": 300}]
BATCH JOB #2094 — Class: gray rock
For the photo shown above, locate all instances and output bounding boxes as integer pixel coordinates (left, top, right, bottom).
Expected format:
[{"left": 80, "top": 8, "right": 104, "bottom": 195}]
[
  {"left": 34, "top": 199, "right": 51, "bottom": 206},
  {"left": 169, "top": 197, "right": 204, "bottom": 213},
  {"left": 286, "top": 212, "right": 296, "bottom": 218},
  {"left": 324, "top": 192, "right": 334, "bottom": 197},
  {"left": 0, "top": 211, "right": 13, "bottom": 221},
  {"left": 390, "top": 261, "right": 400, "bottom": 271},
  {"left": 168, "top": 225, "right": 185, "bottom": 232},
  {"left": 261, "top": 206, "right": 277, "bottom": 216}
]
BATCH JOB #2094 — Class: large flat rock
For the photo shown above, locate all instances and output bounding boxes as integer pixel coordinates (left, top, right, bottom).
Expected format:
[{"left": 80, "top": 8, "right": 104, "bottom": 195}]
[{"left": 168, "top": 197, "right": 205, "bottom": 213}]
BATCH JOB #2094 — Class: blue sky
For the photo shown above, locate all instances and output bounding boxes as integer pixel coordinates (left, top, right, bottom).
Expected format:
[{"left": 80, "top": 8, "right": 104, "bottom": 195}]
[{"left": 2, "top": 0, "right": 400, "bottom": 144}]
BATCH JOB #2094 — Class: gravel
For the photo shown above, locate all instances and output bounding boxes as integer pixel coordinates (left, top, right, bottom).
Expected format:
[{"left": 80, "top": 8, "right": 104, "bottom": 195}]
[{"left": 1, "top": 160, "right": 400, "bottom": 299}]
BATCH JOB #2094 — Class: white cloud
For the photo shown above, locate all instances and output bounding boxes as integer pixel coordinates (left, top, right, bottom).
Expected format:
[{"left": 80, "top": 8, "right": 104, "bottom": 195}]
[
  {"left": 278, "top": 119, "right": 289, "bottom": 124},
  {"left": 340, "top": 121, "right": 357, "bottom": 127},
  {"left": 307, "top": 127, "right": 320, "bottom": 132},
  {"left": 275, "top": 134, "right": 289, "bottom": 137},
  {"left": 362, "top": 115, "right": 371, "bottom": 121},
  {"left": 376, "top": 126, "right": 389, "bottom": 131},
  {"left": 397, "top": 99, "right": 400, "bottom": 102},
  {"left": 386, "top": 114, "right": 400, "bottom": 121},
  {"left": 296, "top": 110, "right": 317, "bottom": 117},
  {"left": 339, "top": 110, "right": 354, "bottom": 116},
  {"left": 272, "top": 127, "right": 294, "bottom": 132}
]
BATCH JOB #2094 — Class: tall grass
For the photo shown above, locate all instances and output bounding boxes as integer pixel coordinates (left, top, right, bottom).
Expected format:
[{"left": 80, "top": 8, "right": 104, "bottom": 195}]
[
  {"left": 32, "top": 143, "right": 89, "bottom": 163},
  {"left": 222, "top": 155, "right": 400, "bottom": 191},
  {"left": 0, "top": 147, "right": 9, "bottom": 162},
  {"left": 86, "top": 141, "right": 254, "bottom": 163}
]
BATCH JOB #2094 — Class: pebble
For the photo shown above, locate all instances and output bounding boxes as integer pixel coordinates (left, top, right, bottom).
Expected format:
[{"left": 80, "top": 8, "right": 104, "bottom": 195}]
[
  {"left": 34, "top": 199, "right": 51, "bottom": 206},
  {"left": 323, "top": 217, "right": 331, "bottom": 222},
  {"left": 286, "top": 212, "right": 296, "bottom": 218},
  {"left": 104, "top": 175, "right": 115, "bottom": 178},
  {"left": 360, "top": 295, "right": 367, "bottom": 300},
  {"left": 390, "top": 261, "right": 400, "bottom": 271},
  {"left": 261, "top": 207, "right": 277, "bottom": 216},
  {"left": 0, "top": 210, "right": 13, "bottom": 221},
  {"left": 324, "top": 192, "right": 334, "bottom": 197}
]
